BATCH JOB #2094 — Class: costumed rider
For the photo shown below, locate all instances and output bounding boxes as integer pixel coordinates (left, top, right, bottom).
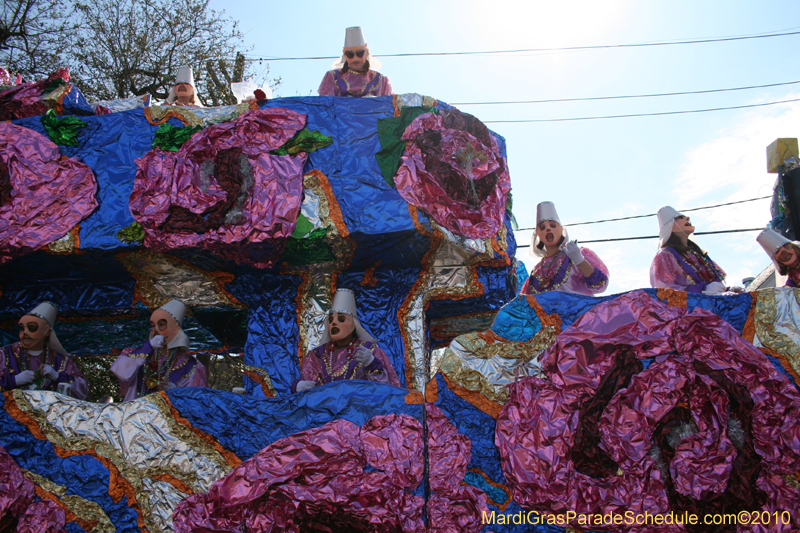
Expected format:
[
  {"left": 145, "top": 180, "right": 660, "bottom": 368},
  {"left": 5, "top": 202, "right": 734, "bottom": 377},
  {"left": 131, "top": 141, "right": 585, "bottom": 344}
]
[
  {"left": 0, "top": 302, "right": 89, "bottom": 399},
  {"left": 520, "top": 201, "right": 609, "bottom": 296},
  {"left": 111, "top": 299, "right": 207, "bottom": 401},
  {"left": 757, "top": 228, "right": 800, "bottom": 287},
  {"left": 294, "top": 289, "right": 401, "bottom": 392},
  {"left": 318, "top": 26, "right": 393, "bottom": 97},
  {"left": 165, "top": 65, "right": 204, "bottom": 107},
  {"left": 650, "top": 206, "right": 739, "bottom": 294}
]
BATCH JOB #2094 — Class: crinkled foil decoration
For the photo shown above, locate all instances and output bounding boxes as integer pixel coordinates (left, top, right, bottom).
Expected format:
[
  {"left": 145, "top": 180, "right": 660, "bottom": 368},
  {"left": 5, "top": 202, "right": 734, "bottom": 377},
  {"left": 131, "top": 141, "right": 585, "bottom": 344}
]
[
  {"left": 145, "top": 101, "right": 256, "bottom": 128},
  {"left": 23, "top": 469, "right": 114, "bottom": 532},
  {"left": 393, "top": 109, "right": 511, "bottom": 239},
  {"left": 0, "top": 67, "right": 70, "bottom": 121},
  {"left": 496, "top": 290, "right": 800, "bottom": 532},
  {"left": 173, "top": 414, "right": 427, "bottom": 532},
  {"left": 130, "top": 108, "right": 307, "bottom": 268},
  {"left": 395, "top": 93, "right": 438, "bottom": 113},
  {"left": 0, "top": 122, "right": 98, "bottom": 263},
  {"left": 46, "top": 225, "right": 80, "bottom": 254},
  {"left": 282, "top": 170, "right": 355, "bottom": 363},
  {"left": 11, "top": 390, "right": 232, "bottom": 533},
  {"left": 753, "top": 286, "right": 800, "bottom": 380},
  {"left": 399, "top": 216, "right": 509, "bottom": 391},
  {"left": 116, "top": 250, "right": 245, "bottom": 309}
]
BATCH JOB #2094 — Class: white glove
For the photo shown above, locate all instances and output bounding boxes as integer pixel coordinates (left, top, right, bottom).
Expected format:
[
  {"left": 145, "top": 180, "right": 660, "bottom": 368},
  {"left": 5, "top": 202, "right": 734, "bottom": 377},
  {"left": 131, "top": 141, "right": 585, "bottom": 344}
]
[
  {"left": 150, "top": 335, "right": 165, "bottom": 349},
  {"left": 15, "top": 370, "right": 35, "bottom": 386},
  {"left": 562, "top": 241, "right": 585, "bottom": 265},
  {"left": 41, "top": 365, "right": 59, "bottom": 381},
  {"left": 162, "top": 381, "right": 176, "bottom": 390},
  {"left": 702, "top": 281, "right": 727, "bottom": 295},
  {"left": 354, "top": 346, "right": 374, "bottom": 366},
  {"left": 296, "top": 380, "right": 316, "bottom": 392}
]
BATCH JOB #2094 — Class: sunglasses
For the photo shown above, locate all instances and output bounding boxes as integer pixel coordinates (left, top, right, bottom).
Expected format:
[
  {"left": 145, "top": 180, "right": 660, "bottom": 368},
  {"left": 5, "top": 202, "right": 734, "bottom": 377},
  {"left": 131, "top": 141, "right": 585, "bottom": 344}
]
[
  {"left": 344, "top": 50, "right": 366, "bottom": 59},
  {"left": 18, "top": 323, "right": 39, "bottom": 333}
]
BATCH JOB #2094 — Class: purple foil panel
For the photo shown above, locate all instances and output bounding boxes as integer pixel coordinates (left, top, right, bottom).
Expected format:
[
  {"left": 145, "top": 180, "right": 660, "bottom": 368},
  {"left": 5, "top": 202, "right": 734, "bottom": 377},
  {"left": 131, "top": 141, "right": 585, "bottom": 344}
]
[
  {"left": 172, "top": 415, "right": 426, "bottom": 532},
  {"left": 393, "top": 110, "right": 510, "bottom": 239},
  {"left": 0, "top": 123, "right": 98, "bottom": 263},
  {"left": 130, "top": 108, "right": 307, "bottom": 268},
  {"left": 496, "top": 290, "right": 800, "bottom": 532},
  {"left": 16, "top": 500, "right": 67, "bottom": 533},
  {"left": 0, "top": 445, "right": 36, "bottom": 523}
]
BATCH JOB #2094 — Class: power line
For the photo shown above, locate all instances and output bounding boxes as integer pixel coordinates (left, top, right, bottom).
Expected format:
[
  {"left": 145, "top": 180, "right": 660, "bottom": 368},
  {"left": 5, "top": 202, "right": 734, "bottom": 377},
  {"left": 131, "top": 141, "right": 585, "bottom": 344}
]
[
  {"left": 483, "top": 97, "right": 800, "bottom": 123},
  {"left": 516, "top": 228, "right": 764, "bottom": 247},
  {"left": 452, "top": 80, "right": 800, "bottom": 106},
  {"left": 516, "top": 196, "right": 772, "bottom": 231},
  {"left": 246, "top": 29, "right": 800, "bottom": 62}
]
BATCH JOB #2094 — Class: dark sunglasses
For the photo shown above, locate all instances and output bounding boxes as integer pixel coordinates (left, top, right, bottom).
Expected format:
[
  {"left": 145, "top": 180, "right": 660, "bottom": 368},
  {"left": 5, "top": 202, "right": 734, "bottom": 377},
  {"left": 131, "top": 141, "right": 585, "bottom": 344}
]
[
  {"left": 18, "top": 323, "right": 39, "bottom": 333},
  {"left": 344, "top": 50, "right": 366, "bottom": 59}
]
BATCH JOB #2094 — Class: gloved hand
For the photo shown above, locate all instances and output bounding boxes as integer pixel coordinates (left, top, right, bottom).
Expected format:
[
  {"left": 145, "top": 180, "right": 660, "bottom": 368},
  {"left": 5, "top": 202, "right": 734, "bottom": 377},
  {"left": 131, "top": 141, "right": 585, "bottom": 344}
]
[
  {"left": 296, "top": 380, "right": 317, "bottom": 392},
  {"left": 702, "top": 281, "right": 727, "bottom": 295},
  {"left": 354, "top": 346, "right": 374, "bottom": 366},
  {"left": 41, "top": 364, "right": 59, "bottom": 381},
  {"left": 162, "top": 381, "right": 176, "bottom": 390},
  {"left": 150, "top": 335, "right": 165, "bottom": 349},
  {"left": 14, "top": 370, "right": 35, "bottom": 386},
  {"left": 562, "top": 240, "right": 585, "bottom": 265}
]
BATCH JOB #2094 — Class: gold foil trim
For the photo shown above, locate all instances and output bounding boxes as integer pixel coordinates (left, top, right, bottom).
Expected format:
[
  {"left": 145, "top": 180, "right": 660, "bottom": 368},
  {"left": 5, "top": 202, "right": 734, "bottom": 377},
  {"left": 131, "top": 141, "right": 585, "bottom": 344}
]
[
  {"left": 116, "top": 250, "right": 245, "bottom": 309},
  {"left": 241, "top": 364, "right": 277, "bottom": 396},
  {"left": 23, "top": 469, "right": 115, "bottom": 533},
  {"left": 148, "top": 102, "right": 252, "bottom": 128}
]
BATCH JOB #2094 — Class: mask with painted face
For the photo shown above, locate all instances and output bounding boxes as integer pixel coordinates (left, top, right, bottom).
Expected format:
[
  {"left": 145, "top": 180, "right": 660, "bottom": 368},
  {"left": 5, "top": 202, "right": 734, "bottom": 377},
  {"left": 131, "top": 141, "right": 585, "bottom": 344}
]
[
  {"left": 18, "top": 315, "right": 50, "bottom": 352},
  {"left": 149, "top": 309, "right": 181, "bottom": 345},
  {"left": 327, "top": 312, "right": 355, "bottom": 345}
]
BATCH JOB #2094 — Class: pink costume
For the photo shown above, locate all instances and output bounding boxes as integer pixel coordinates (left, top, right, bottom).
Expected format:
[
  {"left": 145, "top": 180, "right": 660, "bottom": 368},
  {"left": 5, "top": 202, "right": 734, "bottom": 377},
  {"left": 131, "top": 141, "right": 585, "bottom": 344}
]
[
  {"left": 317, "top": 69, "right": 393, "bottom": 97},
  {"left": 111, "top": 339, "right": 207, "bottom": 401},
  {"left": 650, "top": 247, "right": 726, "bottom": 293},
  {"left": 0, "top": 343, "right": 89, "bottom": 399},
  {"left": 295, "top": 338, "right": 401, "bottom": 391},
  {"left": 521, "top": 247, "right": 609, "bottom": 296}
]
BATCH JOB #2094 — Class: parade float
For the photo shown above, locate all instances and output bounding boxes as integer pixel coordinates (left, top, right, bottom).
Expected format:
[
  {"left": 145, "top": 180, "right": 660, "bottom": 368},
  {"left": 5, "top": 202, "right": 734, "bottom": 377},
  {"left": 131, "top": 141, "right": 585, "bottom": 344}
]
[{"left": 0, "top": 70, "right": 799, "bottom": 532}]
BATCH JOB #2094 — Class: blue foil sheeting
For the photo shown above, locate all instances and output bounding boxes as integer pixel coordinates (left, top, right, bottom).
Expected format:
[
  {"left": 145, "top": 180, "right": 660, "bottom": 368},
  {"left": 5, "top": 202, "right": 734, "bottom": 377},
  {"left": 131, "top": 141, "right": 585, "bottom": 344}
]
[
  {"left": 491, "top": 296, "right": 543, "bottom": 342},
  {"left": 0, "top": 407, "right": 141, "bottom": 530},
  {"left": 168, "top": 381, "right": 422, "bottom": 461},
  {"left": 687, "top": 290, "right": 753, "bottom": 333}
]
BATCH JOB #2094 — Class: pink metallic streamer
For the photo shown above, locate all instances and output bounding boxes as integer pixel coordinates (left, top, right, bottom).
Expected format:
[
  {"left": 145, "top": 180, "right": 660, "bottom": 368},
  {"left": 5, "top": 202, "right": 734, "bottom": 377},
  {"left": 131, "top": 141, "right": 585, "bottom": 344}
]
[
  {"left": 496, "top": 290, "right": 800, "bottom": 532},
  {"left": 0, "top": 122, "right": 98, "bottom": 263},
  {"left": 393, "top": 111, "right": 511, "bottom": 239},
  {"left": 130, "top": 108, "right": 307, "bottom": 268}
]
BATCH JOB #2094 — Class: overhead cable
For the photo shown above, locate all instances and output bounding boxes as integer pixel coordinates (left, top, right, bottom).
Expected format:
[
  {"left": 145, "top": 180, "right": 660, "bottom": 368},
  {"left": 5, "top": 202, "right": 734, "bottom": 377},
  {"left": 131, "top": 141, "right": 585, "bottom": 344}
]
[
  {"left": 516, "top": 228, "right": 765, "bottom": 248},
  {"left": 451, "top": 80, "right": 800, "bottom": 106},
  {"left": 516, "top": 196, "right": 772, "bottom": 231},
  {"left": 246, "top": 29, "right": 800, "bottom": 62},
  {"left": 483, "top": 97, "right": 800, "bottom": 123}
]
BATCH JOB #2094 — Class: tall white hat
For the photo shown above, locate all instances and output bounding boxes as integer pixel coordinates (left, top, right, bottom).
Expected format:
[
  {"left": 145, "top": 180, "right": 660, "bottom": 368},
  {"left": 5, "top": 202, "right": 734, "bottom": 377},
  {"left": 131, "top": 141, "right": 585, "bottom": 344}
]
[
  {"left": 318, "top": 288, "right": 377, "bottom": 345},
  {"left": 24, "top": 302, "right": 67, "bottom": 355},
  {"left": 174, "top": 66, "right": 195, "bottom": 87},
  {"left": 331, "top": 26, "right": 382, "bottom": 70},
  {"left": 156, "top": 299, "right": 190, "bottom": 349},
  {"left": 530, "top": 201, "right": 568, "bottom": 258},
  {"left": 657, "top": 206, "right": 683, "bottom": 248},
  {"left": 757, "top": 228, "right": 792, "bottom": 269}
]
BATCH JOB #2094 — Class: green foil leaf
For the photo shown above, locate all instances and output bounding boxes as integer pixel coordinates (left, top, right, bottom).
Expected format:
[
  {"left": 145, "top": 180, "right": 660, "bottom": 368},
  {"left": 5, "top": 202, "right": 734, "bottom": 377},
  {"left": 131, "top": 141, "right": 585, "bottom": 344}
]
[
  {"left": 153, "top": 122, "right": 203, "bottom": 151},
  {"left": 40, "top": 109, "right": 87, "bottom": 146},
  {"left": 270, "top": 128, "right": 332, "bottom": 156}
]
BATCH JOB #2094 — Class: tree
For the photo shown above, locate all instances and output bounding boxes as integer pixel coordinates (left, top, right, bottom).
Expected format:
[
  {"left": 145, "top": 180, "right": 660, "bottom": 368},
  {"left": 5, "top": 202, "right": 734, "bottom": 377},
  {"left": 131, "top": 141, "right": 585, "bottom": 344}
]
[
  {"left": 69, "top": 0, "right": 279, "bottom": 105},
  {"left": 0, "top": 0, "right": 78, "bottom": 79}
]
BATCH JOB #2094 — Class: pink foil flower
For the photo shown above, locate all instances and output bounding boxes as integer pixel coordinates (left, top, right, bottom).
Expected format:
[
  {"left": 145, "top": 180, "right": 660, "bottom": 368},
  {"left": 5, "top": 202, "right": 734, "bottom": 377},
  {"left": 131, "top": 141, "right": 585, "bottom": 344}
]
[
  {"left": 496, "top": 291, "right": 800, "bottom": 533},
  {"left": 0, "top": 122, "right": 98, "bottom": 263},
  {"left": 130, "top": 108, "right": 308, "bottom": 268},
  {"left": 174, "top": 408, "right": 490, "bottom": 532},
  {"left": 393, "top": 109, "right": 510, "bottom": 239}
]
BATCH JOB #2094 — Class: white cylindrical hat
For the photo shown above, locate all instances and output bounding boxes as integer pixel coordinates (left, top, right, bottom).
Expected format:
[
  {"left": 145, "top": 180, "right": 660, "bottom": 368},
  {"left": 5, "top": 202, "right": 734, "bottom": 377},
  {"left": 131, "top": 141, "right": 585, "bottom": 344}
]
[
  {"left": 174, "top": 66, "right": 195, "bottom": 87},
  {"left": 657, "top": 206, "right": 683, "bottom": 248},
  {"left": 25, "top": 301, "right": 67, "bottom": 355},
  {"left": 318, "top": 288, "right": 377, "bottom": 344},
  {"left": 343, "top": 27, "right": 366, "bottom": 48},
  {"left": 530, "top": 201, "right": 568, "bottom": 258}
]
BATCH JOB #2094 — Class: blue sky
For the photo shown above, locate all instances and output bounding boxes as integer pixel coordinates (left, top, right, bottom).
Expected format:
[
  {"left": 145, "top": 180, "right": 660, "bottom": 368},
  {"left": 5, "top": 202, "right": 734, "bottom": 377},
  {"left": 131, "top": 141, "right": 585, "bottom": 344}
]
[{"left": 210, "top": 0, "right": 800, "bottom": 293}]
